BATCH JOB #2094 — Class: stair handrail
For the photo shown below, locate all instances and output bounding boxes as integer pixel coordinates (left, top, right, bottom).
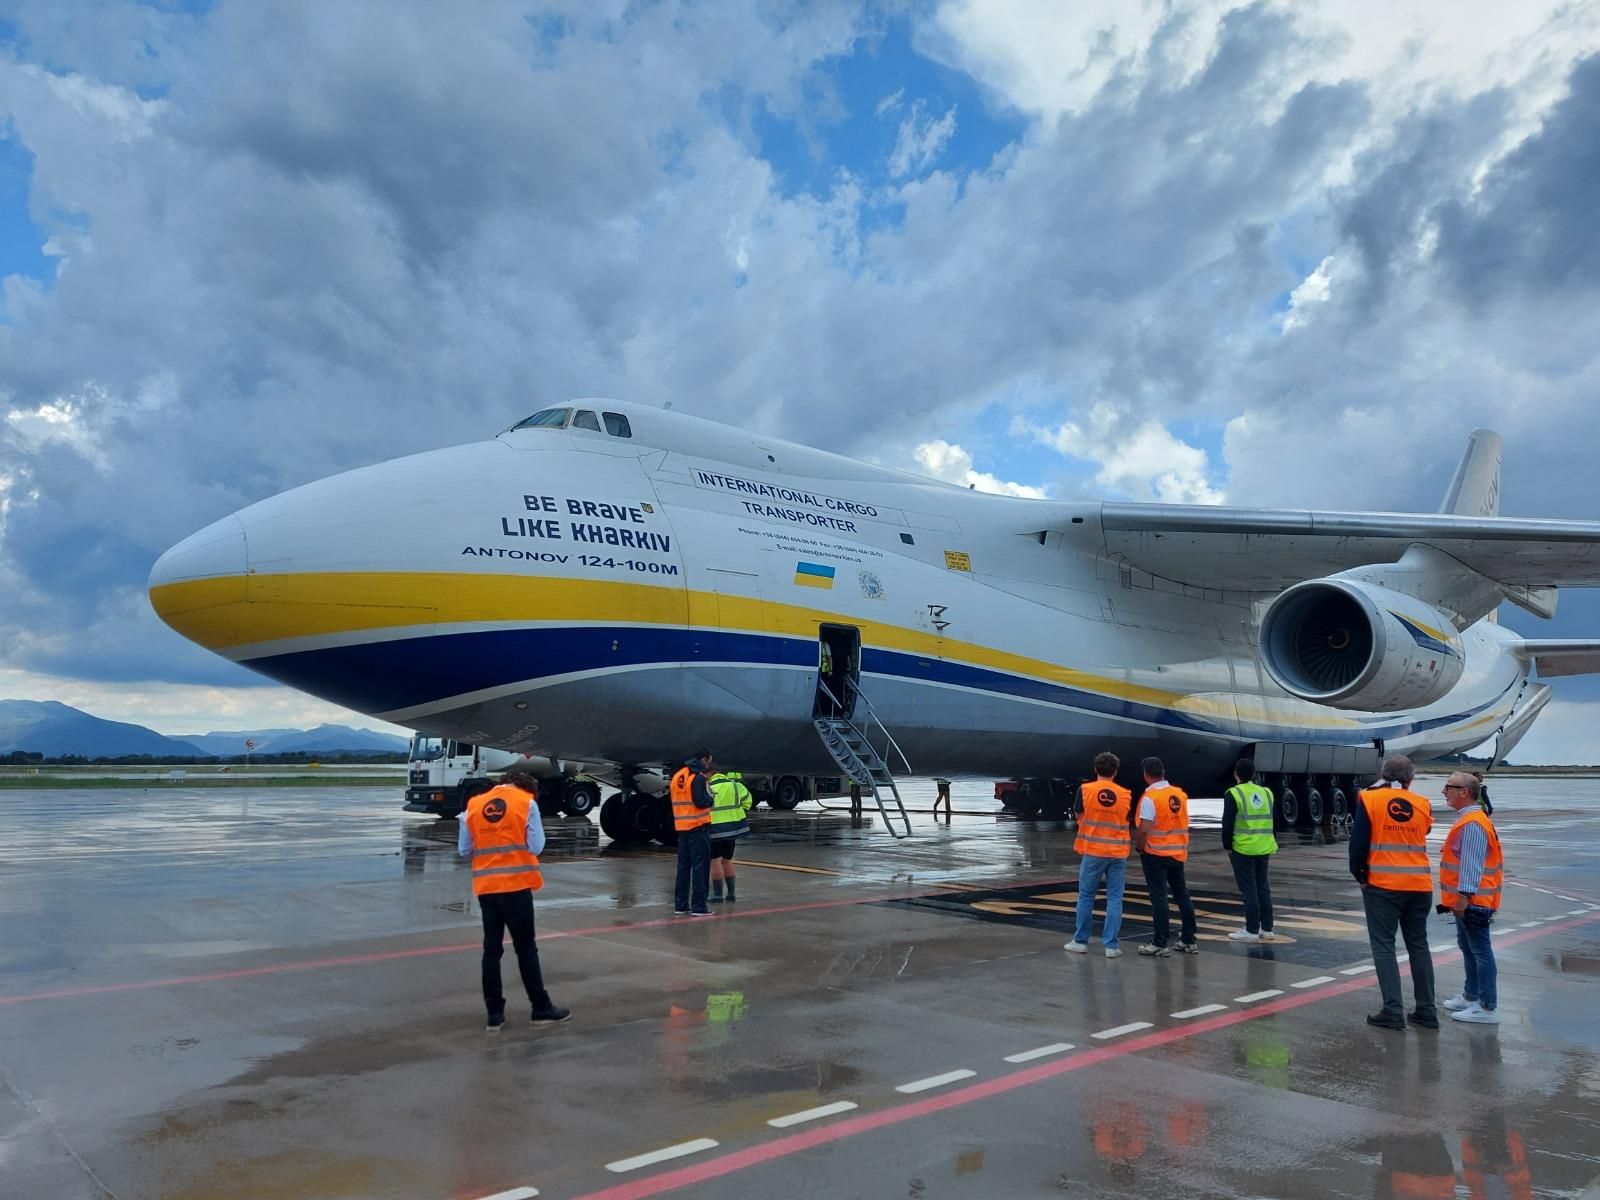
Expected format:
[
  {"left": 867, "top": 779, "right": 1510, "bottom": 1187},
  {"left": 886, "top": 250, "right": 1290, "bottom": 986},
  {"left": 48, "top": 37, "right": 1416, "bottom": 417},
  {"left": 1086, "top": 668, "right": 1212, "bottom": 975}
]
[{"left": 842, "top": 679, "right": 912, "bottom": 776}]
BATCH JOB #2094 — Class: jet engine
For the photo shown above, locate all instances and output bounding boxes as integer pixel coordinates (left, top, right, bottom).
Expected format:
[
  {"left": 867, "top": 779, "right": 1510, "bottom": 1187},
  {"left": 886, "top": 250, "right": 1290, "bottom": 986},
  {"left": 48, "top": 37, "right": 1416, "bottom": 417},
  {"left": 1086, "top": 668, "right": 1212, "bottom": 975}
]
[{"left": 1260, "top": 579, "right": 1465, "bottom": 712}]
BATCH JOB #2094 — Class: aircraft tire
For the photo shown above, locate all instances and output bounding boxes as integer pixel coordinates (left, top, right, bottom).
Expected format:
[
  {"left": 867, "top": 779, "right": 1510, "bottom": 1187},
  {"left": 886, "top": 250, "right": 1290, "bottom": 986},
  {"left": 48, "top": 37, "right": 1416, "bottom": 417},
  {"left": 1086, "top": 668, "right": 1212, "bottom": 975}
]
[
  {"left": 768, "top": 775, "right": 805, "bottom": 810},
  {"left": 616, "top": 793, "right": 654, "bottom": 843},
  {"left": 1014, "top": 783, "right": 1043, "bottom": 820},
  {"left": 599, "top": 794, "right": 625, "bottom": 841},
  {"left": 1276, "top": 785, "right": 1300, "bottom": 829},
  {"left": 652, "top": 797, "right": 678, "bottom": 847},
  {"left": 1305, "top": 786, "right": 1326, "bottom": 826},
  {"left": 1328, "top": 787, "right": 1349, "bottom": 824},
  {"left": 562, "top": 780, "right": 600, "bottom": 817}
]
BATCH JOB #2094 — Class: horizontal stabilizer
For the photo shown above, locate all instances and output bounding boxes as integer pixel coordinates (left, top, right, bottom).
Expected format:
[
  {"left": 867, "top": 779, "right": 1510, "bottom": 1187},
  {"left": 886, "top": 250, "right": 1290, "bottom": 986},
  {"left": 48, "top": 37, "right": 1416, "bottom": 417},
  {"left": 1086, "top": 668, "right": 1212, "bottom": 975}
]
[{"left": 1514, "top": 640, "right": 1600, "bottom": 678}]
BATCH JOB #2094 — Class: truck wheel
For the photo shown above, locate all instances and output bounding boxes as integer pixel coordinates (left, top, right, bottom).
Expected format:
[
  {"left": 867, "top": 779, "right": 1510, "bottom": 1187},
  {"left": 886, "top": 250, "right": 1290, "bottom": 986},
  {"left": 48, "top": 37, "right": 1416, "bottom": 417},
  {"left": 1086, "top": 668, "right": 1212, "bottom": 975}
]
[
  {"left": 768, "top": 775, "right": 805, "bottom": 810},
  {"left": 599, "top": 794, "right": 625, "bottom": 841},
  {"left": 563, "top": 780, "right": 600, "bottom": 817}
]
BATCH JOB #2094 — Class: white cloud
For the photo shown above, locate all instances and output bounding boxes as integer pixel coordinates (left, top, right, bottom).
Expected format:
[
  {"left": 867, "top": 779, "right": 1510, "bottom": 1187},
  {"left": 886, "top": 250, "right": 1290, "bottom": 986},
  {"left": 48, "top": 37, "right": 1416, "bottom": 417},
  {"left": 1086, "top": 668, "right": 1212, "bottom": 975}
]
[
  {"left": 875, "top": 87, "right": 905, "bottom": 117},
  {"left": 1029, "top": 405, "right": 1226, "bottom": 504},
  {"left": 887, "top": 101, "right": 957, "bottom": 178},
  {"left": 913, "top": 439, "right": 1047, "bottom": 498}
]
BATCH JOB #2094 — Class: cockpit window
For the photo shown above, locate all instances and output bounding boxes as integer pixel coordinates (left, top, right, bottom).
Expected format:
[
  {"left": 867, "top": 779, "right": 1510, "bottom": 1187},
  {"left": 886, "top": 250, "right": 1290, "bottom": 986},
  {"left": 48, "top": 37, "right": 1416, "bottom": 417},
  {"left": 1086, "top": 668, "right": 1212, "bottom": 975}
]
[
  {"left": 572, "top": 409, "right": 602, "bottom": 432},
  {"left": 603, "top": 412, "right": 633, "bottom": 438},
  {"left": 512, "top": 407, "right": 572, "bottom": 430}
]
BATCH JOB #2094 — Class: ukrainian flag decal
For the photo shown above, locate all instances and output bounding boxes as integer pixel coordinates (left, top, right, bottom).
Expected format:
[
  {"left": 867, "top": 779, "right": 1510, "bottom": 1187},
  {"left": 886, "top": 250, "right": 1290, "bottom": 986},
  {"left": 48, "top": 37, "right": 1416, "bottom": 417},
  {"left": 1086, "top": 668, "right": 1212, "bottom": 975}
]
[{"left": 794, "top": 561, "right": 836, "bottom": 589}]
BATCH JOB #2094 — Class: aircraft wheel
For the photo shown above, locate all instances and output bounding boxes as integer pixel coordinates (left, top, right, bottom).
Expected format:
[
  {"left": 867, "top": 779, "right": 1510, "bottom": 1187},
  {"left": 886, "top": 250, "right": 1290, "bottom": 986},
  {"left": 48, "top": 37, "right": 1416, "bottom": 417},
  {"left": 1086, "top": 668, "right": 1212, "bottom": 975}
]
[
  {"left": 652, "top": 797, "right": 678, "bottom": 846},
  {"left": 617, "top": 793, "right": 656, "bottom": 843},
  {"left": 1328, "top": 787, "right": 1349, "bottom": 823},
  {"left": 1015, "top": 780, "right": 1044, "bottom": 819},
  {"left": 1305, "top": 786, "right": 1326, "bottom": 826},
  {"left": 1276, "top": 786, "right": 1300, "bottom": 829},
  {"left": 598, "top": 794, "right": 625, "bottom": 841},
  {"left": 768, "top": 775, "right": 805, "bottom": 810},
  {"left": 562, "top": 780, "right": 600, "bottom": 817}
]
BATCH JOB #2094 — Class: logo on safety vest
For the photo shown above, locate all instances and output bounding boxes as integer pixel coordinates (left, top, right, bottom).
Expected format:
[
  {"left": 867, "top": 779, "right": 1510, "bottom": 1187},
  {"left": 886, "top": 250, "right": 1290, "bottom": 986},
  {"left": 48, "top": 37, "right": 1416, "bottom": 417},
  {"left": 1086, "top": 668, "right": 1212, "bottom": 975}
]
[
  {"left": 1096, "top": 788, "right": 1118, "bottom": 807},
  {"left": 484, "top": 797, "right": 507, "bottom": 822},
  {"left": 1386, "top": 797, "right": 1415, "bottom": 823},
  {"left": 1167, "top": 795, "right": 1182, "bottom": 814}
]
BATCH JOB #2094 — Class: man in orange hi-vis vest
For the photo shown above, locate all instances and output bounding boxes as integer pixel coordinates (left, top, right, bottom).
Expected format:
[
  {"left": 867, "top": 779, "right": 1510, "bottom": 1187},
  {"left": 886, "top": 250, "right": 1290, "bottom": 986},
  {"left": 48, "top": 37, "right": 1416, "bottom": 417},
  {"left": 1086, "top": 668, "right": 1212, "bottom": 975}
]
[
  {"left": 1135, "top": 756, "right": 1198, "bottom": 957},
  {"left": 1065, "top": 751, "right": 1133, "bottom": 958},
  {"left": 671, "top": 749, "right": 716, "bottom": 916},
  {"left": 1350, "top": 754, "right": 1436, "bottom": 1031},
  {"left": 459, "top": 767, "right": 569, "bottom": 1032},
  {"left": 1439, "top": 770, "right": 1504, "bottom": 1025}
]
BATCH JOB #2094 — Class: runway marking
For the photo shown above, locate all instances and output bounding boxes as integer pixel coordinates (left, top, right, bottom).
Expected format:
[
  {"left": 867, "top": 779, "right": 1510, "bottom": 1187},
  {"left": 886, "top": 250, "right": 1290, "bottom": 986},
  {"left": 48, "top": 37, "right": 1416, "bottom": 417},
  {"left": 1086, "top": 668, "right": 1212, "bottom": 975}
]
[
  {"left": 1171, "top": 1004, "right": 1227, "bottom": 1019},
  {"left": 1291, "top": 976, "right": 1337, "bottom": 989},
  {"left": 768, "top": 1102, "right": 858, "bottom": 1128},
  {"left": 1234, "top": 990, "right": 1283, "bottom": 1003},
  {"left": 1339, "top": 965, "right": 1376, "bottom": 975},
  {"left": 606, "top": 1139, "right": 719, "bottom": 1173},
  {"left": 1003, "top": 1043, "right": 1074, "bottom": 1063},
  {"left": 1558, "top": 895, "right": 1580, "bottom": 902},
  {"left": 524, "top": 914, "right": 1600, "bottom": 1200},
  {"left": 1091, "top": 1022, "right": 1153, "bottom": 1040},
  {"left": 1518, "top": 921, "right": 1542, "bottom": 928},
  {"left": 470, "top": 1189, "right": 540, "bottom": 1200},
  {"left": 895, "top": 1070, "right": 977, "bottom": 1094},
  {"left": 1571, "top": 909, "right": 1589, "bottom": 917}
]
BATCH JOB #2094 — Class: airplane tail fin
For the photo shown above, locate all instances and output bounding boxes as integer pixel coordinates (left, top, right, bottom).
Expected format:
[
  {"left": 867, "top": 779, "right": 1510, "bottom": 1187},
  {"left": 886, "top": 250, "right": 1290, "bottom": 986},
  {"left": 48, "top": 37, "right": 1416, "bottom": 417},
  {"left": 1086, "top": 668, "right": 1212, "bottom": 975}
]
[{"left": 1440, "top": 428, "right": 1503, "bottom": 518}]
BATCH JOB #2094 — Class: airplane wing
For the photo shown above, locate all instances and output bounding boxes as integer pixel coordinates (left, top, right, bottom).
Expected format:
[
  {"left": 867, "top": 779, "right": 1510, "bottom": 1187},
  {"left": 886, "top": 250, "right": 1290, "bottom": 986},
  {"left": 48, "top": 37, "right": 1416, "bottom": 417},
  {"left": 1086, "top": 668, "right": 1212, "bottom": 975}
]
[
  {"left": 1514, "top": 640, "right": 1600, "bottom": 678},
  {"left": 1093, "top": 504, "right": 1600, "bottom": 593}
]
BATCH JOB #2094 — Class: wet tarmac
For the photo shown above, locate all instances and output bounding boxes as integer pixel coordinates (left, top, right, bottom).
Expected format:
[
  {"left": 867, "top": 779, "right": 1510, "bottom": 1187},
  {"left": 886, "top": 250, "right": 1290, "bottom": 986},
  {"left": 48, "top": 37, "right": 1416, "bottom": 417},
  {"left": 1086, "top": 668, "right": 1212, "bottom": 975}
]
[{"left": 2, "top": 776, "right": 1598, "bottom": 1198}]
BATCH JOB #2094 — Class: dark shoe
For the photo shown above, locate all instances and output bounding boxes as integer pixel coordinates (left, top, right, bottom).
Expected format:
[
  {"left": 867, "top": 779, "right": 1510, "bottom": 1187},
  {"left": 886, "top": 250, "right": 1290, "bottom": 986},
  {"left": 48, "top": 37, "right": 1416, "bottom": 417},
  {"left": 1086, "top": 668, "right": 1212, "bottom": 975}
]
[
  {"left": 673, "top": 909, "right": 690, "bottom": 916},
  {"left": 486, "top": 1013, "right": 506, "bottom": 1033},
  {"left": 1178, "top": 941, "right": 1200, "bottom": 955},
  {"left": 530, "top": 1005, "right": 571, "bottom": 1024},
  {"left": 1408, "top": 1010, "right": 1440, "bottom": 1029},
  {"left": 1366, "top": 1012, "right": 1406, "bottom": 1031}
]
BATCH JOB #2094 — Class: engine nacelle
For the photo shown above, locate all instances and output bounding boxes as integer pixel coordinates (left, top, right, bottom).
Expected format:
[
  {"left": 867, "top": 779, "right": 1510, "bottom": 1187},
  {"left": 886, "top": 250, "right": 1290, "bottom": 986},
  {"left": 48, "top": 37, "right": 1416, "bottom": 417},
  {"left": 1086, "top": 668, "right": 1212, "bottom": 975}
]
[{"left": 1260, "top": 579, "right": 1465, "bottom": 712}]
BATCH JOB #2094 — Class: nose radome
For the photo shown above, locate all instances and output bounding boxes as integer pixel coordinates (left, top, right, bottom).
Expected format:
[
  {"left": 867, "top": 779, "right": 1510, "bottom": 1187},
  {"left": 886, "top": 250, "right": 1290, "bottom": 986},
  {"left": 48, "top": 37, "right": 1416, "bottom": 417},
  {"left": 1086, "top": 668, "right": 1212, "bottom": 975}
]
[{"left": 148, "top": 513, "right": 249, "bottom": 652}]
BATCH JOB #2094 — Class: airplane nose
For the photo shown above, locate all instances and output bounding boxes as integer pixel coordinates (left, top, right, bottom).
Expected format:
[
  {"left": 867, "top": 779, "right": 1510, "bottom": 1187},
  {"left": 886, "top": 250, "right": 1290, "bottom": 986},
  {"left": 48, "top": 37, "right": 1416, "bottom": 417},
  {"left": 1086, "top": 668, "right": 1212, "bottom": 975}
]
[{"left": 147, "top": 513, "right": 250, "bottom": 652}]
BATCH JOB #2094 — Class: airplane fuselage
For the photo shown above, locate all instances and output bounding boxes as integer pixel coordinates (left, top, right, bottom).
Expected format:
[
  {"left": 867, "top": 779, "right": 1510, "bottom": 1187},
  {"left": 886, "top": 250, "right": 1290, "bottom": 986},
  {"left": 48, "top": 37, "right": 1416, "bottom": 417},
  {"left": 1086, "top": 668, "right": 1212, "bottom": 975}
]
[{"left": 148, "top": 401, "right": 1528, "bottom": 789}]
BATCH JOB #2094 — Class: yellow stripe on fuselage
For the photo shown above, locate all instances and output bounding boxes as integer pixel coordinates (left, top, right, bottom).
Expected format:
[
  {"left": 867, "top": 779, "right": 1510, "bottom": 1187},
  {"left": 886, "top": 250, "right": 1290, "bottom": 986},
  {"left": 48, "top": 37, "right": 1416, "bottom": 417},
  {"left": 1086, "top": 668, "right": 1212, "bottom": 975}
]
[{"left": 149, "top": 570, "right": 1368, "bottom": 727}]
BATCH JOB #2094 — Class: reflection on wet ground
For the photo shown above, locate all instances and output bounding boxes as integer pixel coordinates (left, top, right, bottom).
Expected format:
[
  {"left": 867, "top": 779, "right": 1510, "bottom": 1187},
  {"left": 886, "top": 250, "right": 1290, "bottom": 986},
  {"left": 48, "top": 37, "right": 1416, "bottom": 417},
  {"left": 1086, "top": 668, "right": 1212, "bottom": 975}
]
[{"left": 0, "top": 777, "right": 1597, "bottom": 1198}]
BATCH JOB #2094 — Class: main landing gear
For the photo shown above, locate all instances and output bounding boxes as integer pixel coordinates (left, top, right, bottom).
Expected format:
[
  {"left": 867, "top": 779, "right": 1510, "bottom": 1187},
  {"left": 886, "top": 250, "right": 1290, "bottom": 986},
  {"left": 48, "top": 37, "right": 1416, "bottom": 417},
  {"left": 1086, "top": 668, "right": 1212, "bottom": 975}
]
[{"left": 1270, "top": 773, "right": 1357, "bottom": 831}]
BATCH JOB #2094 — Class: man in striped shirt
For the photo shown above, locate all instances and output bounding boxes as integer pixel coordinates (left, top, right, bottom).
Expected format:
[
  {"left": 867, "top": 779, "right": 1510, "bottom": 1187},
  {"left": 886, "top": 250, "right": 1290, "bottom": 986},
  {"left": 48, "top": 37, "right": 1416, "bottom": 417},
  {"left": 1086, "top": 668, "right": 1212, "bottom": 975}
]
[{"left": 1439, "top": 772, "right": 1501, "bottom": 1025}]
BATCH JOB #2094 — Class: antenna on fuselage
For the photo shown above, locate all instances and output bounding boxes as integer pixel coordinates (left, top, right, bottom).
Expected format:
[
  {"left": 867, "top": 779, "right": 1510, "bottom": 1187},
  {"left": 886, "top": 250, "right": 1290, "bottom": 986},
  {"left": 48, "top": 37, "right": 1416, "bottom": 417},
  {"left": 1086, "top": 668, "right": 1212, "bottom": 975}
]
[{"left": 662, "top": 401, "right": 673, "bottom": 411}]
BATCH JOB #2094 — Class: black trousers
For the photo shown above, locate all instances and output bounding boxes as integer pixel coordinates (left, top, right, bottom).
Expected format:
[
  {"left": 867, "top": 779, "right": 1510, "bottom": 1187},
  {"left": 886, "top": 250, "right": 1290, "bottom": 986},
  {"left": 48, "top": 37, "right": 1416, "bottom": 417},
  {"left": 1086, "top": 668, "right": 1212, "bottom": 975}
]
[
  {"left": 1230, "top": 852, "right": 1274, "bottom": 934},
  {"left": 1362, "top": 886, "right": 1436, "bottom": 1020},
  {"left": 674, "top": 825, "right": 711, "bottom": 912},
  {"left": 1141, "top": 853, "right": 1197, "bottom": 947},
  {"left": 480, "top": 889, "right": 548, "bottom": 1018}
]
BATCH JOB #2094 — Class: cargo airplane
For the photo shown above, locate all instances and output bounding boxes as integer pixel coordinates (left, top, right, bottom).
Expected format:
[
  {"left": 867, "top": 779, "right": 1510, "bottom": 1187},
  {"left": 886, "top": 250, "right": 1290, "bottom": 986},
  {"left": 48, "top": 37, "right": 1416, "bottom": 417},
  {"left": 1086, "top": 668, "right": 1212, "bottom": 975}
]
[{"left": 149, "top": 401, "right": 1600, "bottom": 839}]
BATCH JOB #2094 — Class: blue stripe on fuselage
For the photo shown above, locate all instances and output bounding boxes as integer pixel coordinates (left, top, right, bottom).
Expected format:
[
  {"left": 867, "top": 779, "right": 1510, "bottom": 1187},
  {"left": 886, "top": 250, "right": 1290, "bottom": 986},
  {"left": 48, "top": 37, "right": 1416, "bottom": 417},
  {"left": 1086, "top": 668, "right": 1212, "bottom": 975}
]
[{"left": 240, "top": 626, "right": 1503, "bottom": 744}]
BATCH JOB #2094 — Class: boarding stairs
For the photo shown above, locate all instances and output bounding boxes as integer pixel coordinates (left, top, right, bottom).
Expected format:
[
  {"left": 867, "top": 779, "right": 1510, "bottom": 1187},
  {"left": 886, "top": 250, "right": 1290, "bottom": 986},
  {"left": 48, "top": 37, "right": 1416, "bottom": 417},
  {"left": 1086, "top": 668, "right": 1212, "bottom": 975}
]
[{"left": 813, "top": 681, "right": 913, "bottom": 839}]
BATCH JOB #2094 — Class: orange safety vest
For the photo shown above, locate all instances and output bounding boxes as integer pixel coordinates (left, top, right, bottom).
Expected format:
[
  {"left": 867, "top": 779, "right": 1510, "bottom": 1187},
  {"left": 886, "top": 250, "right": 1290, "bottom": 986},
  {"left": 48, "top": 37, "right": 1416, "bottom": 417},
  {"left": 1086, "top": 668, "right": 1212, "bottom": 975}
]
[
  {"left": 1461, "top": 1131, "right": 1531, "bottom": 1200},
  {"left": 670, "top": 767, "right": 711, "bottom": 832},
  {"left": 1359, "top": 787, "right": 1433, "bottom": 892},
  {"left": 1441, "top": 809, "right": 1503, "bottom": 911},
  {"left": 1142, "top": 782, "right": 1190, "bottom": 861},
  {"left": 1075, "top": 780, "right": 1133, "bottom": 859},
  {"left": 464, "top": 784, "right": 544, "bottom": 895}
]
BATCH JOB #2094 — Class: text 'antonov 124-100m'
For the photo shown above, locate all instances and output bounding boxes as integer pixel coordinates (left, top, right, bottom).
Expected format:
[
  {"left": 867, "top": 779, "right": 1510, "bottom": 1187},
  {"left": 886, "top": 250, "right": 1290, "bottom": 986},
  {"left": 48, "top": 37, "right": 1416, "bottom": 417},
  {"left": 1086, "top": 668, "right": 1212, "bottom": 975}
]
[{"left": 149, "top": 401, "right": 1600, "bottom": 839}]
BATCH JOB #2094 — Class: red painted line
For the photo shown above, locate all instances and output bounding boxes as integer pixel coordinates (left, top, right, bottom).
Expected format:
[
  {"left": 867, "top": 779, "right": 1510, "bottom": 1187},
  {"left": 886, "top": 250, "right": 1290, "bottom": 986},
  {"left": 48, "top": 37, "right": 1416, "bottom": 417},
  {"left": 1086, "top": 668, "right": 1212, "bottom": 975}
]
[
  {"left": 564, "top": 912, "right": 1600, "bottom": 1200},
  {"left": 0, "top": 875, "right": 1081, "bottom": 1007}
]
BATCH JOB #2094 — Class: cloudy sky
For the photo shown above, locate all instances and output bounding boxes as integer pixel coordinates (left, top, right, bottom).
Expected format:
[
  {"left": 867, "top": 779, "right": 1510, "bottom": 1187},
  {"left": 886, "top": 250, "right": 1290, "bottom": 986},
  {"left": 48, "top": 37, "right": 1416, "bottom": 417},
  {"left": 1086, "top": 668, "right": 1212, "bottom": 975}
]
[{"left": 2, "top": 0, "right": 1599, "bottom": 761}]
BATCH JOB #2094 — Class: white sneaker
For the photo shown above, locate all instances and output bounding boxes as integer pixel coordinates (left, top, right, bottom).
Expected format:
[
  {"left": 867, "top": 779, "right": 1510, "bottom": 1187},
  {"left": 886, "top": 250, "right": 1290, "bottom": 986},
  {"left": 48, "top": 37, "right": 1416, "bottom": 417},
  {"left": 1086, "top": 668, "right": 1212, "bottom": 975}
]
[
  {"left": 1451, "top": 1004, "right": 1501, "bottom": 1025},
  {"left": 1063, "top": 940, "right": 1089, "bottom": 954},
  {"left": 1228, "top": 929, "right": 1261, "bottom": 942},
  {"left": 1441, "top": 993, "right": 1474, "bottom": 1012},
  {"left": 1105, "top": 947, "right": 1123, "bottom": 959},
  {"left": 1258, "top": 930, "right": 1276, "bottom": 942}
]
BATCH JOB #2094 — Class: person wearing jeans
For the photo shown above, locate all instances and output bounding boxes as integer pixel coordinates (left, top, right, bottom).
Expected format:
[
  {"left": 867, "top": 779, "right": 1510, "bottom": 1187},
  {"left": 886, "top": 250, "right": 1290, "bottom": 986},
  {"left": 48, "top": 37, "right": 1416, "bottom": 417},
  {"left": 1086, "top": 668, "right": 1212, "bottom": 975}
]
[
  {"left": 1438, "top": 772, "right": 1503, "bottom": 1025},
  {"left": 1223, "top": 757, "right": 1278, "bottom": 942},
  {"left": 1065, "top": 752, "right": 1134, "bottom": 959}
]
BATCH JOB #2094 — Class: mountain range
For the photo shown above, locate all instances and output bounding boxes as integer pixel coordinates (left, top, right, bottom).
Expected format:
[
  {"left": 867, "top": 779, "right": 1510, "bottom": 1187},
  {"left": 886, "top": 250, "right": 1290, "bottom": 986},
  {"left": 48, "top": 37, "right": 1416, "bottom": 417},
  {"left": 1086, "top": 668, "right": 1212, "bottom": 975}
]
[{"left": 0, "top": 700, "right": 408, "bottom": 758}]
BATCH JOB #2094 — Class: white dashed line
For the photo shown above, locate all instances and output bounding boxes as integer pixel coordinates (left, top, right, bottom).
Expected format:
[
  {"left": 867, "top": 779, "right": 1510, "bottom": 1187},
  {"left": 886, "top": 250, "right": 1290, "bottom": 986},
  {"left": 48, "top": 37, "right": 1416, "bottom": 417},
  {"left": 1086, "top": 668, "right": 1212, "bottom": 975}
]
[
  {"left": 471, "top": 1189, "right": 539, "bottom": 1200},
  {"left": 1234, "top": 990, "right": 1284, "bottom": 1003},
  {"left": 1003, "top": 1043, "right": 1075, "bottom": 1063},
  {"left": 768, "top": 1101, "right": 859, "bottom": 1128},
  {"left": 1340, "top": 964, "right": 1377, "bottom": 975},
  {"left": 606, "top": 1139, "right": 720, "bottom": 1173},
  {"left": 1558, "top": 895, "right": 1580, "bottom": 902},
  {"left": 895, "top": 1069, "right": 977, "bottom": 1094},
  {"left": 1291, "top": 976, "right": 1337, "bottom": 989},
  {"left": 1570, "top": 909, "right": 1589, "bottom": 917},
  {"left": 1092, "top": 1022, "right": 1154, "bottom": 1040},
  {"left": 1171, "top": 1004, "right": 1227, "bottom": 1019},
  {"left": 1518, "top": 921, "right": 1542, "bottom": 928}
]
